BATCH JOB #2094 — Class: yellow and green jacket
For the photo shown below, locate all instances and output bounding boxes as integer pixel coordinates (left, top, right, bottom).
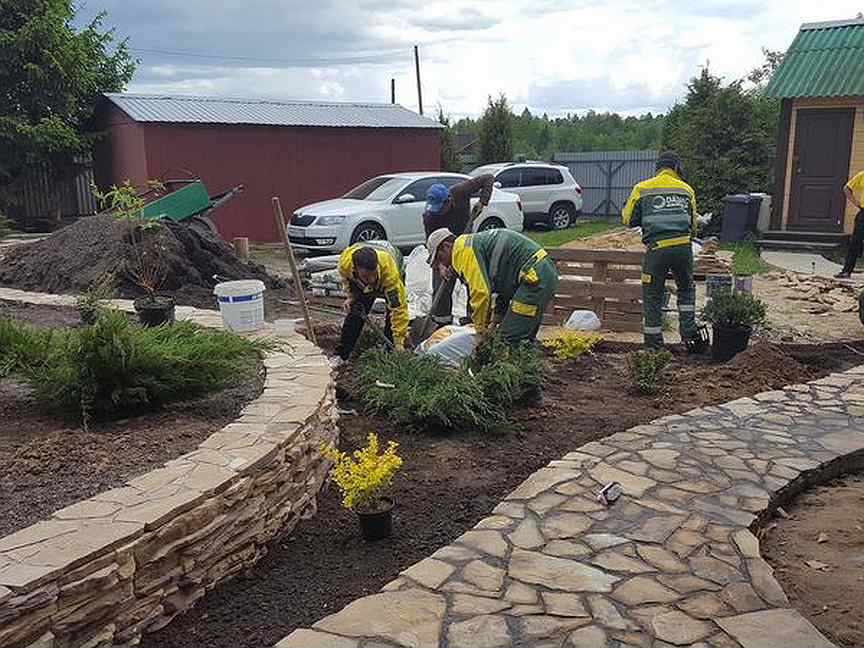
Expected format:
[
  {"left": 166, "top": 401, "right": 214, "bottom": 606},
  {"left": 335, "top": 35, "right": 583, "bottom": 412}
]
[
  {"left": 622, "top": 168, "right": 697, "bottom": 249},
  {"left": 451, "top": 229, "right": 548, "bottom": 332},
  {"left": 338, "top": 241, "right": 408, "bottom": 347}
]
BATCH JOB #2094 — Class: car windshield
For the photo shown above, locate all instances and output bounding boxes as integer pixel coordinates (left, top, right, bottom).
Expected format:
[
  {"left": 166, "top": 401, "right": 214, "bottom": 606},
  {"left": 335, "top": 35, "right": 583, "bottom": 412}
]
[{"left": 343, "top": 176, "right": 405, "bottom": 201}]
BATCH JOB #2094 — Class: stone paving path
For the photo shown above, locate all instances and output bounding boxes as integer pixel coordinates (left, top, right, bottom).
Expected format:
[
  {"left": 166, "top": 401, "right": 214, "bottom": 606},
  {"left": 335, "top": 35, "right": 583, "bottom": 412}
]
[{"left": 277, "top": 370, "right": 864, "bottom": 648}]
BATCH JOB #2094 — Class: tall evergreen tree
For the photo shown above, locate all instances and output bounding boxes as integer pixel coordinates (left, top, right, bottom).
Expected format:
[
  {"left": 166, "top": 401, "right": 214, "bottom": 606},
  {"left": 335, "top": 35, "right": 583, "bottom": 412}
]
[
  {"left": 437, "top": 106, "right": 460, "bottom": 172},
  {"left": 479, "top": 94, "right": 514, "bottom": 164},
  {"left": 661, "top": 65, "right": 779, "bottom": 215}
]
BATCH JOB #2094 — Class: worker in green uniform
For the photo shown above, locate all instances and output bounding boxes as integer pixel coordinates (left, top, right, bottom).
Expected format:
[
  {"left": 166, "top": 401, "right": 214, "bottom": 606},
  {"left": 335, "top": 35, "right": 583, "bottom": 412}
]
[
  {"left": 426, "top": 227, "right": 559, "bottom": 345},
  {"left": 622, "top": 151, "right": 705, "bottom": 351},
  {"left": 335, "top": 240, "right": 407, "bottom": 362}
]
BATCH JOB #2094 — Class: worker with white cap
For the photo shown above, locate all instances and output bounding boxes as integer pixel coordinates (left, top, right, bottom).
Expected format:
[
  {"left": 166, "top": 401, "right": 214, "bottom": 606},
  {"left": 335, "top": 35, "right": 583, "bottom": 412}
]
[{"left": 426, "top": 227, "right": 558, "bottom": 345}]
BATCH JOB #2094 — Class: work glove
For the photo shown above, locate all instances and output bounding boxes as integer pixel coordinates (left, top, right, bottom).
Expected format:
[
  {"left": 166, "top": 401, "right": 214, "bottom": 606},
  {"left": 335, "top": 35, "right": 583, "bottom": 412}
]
[
  {"left": 342, "top": 298, "right": 353, "bottom": 313},
  {"left": 394, "top": 340, "right": 405, "bottom": 352}
]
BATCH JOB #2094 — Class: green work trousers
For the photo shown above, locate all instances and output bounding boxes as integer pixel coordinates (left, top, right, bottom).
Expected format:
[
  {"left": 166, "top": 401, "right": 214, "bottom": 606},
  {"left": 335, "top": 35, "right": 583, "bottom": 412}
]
[
  {"left": 499, "top": 258, "right": 560, "bottom": 344},
  {"left": 642, "top": 244, "right": 697, "bottom": 348}
]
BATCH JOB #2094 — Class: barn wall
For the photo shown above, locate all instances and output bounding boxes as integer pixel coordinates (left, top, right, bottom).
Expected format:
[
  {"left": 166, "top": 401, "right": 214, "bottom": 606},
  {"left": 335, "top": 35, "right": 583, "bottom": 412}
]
[
  {"left": 136, "top": 123, "right": 441, "bottom": 242},
  {"left": 92, "top": 103, "right": 149, "bottom": 193}
]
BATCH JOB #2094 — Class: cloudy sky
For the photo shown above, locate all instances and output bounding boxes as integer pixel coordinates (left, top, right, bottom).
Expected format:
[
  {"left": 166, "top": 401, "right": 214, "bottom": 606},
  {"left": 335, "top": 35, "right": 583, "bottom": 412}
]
[{"left": 77, "top": 0, "right": 863, "bottom": 119}]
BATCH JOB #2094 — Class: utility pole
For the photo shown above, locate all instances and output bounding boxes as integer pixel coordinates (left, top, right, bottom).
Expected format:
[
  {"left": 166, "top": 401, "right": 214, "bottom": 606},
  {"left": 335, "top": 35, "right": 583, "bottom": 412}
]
[
  {"left": 391, "top": 78, "right": 396, "bottom": 104},
  {"left": 414, "top": 45, "right": 423, "bottom": 115}
]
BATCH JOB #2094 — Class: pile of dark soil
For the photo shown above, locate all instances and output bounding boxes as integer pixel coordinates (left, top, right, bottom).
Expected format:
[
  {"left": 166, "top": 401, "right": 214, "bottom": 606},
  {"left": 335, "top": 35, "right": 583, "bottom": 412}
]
[
  {"left": 141, "top": 340, "right": 862, "bottom": 648},
  {"left": 0, "top": 215, "right": 285, "bottom": 309},
  {"left": 0, "top": 302, "right": 266, "bottom": 537},
  {"left": 763, "top": 471, "right": 864, "bottom": 648}
]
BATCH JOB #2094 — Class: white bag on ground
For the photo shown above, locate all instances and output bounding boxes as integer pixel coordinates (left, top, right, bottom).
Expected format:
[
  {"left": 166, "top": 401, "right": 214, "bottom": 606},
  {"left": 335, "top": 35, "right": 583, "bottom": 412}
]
[
  {"left": 565, "top": 310, "right": 602, "bottom": 331},
  {"left": 405, "top": 245, "right": 432, "bottom": 319},
  {"left": 405, "top": 244, "right": 469, "bottom": 321},
  {"left": 417, "top": 324, "right": 478, "bottom": 366}
]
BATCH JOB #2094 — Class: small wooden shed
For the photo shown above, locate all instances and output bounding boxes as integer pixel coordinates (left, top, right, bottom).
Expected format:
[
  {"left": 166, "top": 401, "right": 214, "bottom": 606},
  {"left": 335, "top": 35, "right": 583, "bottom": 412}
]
[{"left": 765, "top": 17, "right": 864, "bottom": 243}]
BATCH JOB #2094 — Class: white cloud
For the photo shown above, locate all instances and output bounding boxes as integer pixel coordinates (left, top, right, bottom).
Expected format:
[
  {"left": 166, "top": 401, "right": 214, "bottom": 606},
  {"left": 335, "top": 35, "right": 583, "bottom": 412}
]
[{"left": 80, "top": 0, "right": 864, "bottom": 117}]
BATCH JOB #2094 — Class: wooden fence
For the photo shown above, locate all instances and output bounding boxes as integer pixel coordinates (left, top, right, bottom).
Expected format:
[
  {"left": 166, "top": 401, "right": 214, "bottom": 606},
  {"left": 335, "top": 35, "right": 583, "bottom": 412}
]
[
  {"left": 5, "top": 157, "right": 97, "bottom": 231},
  {"left": 545, "top": 248, "right": 646, "bottom": 332}
]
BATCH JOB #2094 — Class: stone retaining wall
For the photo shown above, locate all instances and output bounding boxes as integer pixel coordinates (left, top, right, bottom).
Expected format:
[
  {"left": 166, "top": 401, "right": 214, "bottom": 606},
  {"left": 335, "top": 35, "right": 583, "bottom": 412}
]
[{"left": 0, "top": 289, "right": 337, "bottom": 648}]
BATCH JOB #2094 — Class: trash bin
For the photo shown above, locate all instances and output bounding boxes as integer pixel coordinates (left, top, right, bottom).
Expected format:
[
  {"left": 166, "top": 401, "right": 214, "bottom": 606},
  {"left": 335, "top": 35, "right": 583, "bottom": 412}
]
[{"left": 720, "top": 194, "right": 763, "bottom": 243}]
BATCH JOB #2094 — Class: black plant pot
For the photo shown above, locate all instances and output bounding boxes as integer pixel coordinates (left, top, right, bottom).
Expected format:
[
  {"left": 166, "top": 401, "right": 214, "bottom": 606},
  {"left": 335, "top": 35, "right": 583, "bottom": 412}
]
[
  {"left": 356, "top": 497, "right": 394, "bottom": 542},
  {"left": 711, "top": 323, "right": 752, "bottom": 363},
  {"left": 134, "top": 296, "right": 176, "bottom": 327}
]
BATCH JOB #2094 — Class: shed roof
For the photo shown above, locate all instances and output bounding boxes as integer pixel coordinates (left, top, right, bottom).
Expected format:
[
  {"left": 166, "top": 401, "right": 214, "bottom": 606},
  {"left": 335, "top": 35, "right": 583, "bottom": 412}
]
[
  {"left": 104, "top": 93, "right": 442, "bottom": 129},
  {"left": 764, "top": 17, "right": 864, "bottom": 98}
]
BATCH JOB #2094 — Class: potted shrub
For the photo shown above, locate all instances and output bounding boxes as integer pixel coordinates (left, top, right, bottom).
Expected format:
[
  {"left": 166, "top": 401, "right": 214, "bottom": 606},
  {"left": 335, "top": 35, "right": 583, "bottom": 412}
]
[
  {"left": 93, "top": 181, "right": 174, "bottom": 326},
  {"left": 700, "top": 290, "right": 767, "bottom": 362},
  {"left": 322, "top": 432, "right": 403, "bottom": 541}
]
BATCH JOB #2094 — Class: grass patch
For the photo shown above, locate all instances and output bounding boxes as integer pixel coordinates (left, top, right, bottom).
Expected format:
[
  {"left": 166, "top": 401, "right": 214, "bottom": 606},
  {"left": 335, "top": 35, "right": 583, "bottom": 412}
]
[
  {"left": 721, "top": 241, "right": 770, "bottom": 275},
  {"left": 525, "top": 220, "right": 621, "bottom": 248},
  {"left": 0, "top": 309, "right": 274, "bottom": 424}
]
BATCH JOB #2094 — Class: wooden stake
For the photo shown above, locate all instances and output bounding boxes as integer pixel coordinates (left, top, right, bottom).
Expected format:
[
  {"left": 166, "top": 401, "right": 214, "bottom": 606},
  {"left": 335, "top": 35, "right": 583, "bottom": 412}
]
[
  {"left": 232, "top": 236, "right": 249, "bottom": 260},
  {"left": 271, "top": 197, "right": 316, "bottom": 344}
]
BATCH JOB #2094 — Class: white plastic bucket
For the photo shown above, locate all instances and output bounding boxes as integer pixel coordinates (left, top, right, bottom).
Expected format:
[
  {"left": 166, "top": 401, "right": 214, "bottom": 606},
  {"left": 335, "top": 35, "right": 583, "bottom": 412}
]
[{"left": 214, "top": 280, "right": 265, "bottom": 332}]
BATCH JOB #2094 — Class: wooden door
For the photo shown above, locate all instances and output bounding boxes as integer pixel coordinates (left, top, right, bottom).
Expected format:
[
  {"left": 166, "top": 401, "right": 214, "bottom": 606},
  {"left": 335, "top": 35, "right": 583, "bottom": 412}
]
[{"left": 789, "top": 108, "right": 855, "bottom": 232}]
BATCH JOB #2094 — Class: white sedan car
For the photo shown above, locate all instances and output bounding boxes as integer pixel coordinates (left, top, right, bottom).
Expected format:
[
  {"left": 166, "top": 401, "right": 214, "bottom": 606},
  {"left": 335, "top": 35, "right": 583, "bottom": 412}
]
[{"left": 287, "top": 172, "right": 524, "bottom": 253}]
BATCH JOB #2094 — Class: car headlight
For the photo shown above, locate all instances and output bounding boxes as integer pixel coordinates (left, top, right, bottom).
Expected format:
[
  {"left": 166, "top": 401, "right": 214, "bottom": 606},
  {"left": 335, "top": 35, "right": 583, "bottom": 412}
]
[{"left": 315, "top": 215, "right": 346, "bottom": 226}]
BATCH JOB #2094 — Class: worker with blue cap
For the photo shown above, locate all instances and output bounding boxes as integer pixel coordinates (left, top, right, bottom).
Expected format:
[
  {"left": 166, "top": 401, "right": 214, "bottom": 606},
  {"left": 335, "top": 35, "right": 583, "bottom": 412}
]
[{"left": 423, "top": 173, "right": 495, "bottom": 327}]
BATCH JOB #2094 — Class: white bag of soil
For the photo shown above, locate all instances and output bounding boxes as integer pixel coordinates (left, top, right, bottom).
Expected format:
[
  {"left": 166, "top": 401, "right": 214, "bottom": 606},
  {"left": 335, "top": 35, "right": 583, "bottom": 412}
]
[
  {"left": 565, "top": 310, "right": 602, "bottom": 331},
  {"left": 417, "top": 324, "right": 478, "bottom": 366},
  {"left": 405, "top": 245, "right": 467, "bottom": 320}
]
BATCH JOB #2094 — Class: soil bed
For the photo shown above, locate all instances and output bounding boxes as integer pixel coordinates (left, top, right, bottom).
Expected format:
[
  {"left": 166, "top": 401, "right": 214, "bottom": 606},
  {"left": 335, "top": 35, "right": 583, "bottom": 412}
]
[
  {"left": 142, "top": 337, "right": 864, "bottom": 648},
  {"left": 0, "top": 302, "right": 265, "bottom": 537},
  {"left": 0, "top": 214, "right": 284, "bottom": 309},
  {"left": 762, "top": 470, "right": 864, "bottom": 648}
]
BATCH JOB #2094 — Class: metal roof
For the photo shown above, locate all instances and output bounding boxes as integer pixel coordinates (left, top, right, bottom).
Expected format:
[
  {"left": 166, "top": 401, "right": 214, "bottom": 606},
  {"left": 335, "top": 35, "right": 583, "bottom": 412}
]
[
  {"left": 104, "top": 93, "right": 442, "bottom": 129},
  {"left": 764, "top": 18, "right": 864, "bottom": 98}
]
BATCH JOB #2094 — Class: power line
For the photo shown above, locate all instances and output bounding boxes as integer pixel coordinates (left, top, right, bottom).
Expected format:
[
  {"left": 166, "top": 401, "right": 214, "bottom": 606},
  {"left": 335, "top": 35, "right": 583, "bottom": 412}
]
[{"left": 129, "top": 47, "right": 411, "bottom": 66}]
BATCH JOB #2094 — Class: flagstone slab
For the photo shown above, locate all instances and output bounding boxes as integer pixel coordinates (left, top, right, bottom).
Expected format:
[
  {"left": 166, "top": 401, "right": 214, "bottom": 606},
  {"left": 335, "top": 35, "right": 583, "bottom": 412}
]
[
  {"left": 313, "top": 590, "right": 445, "bottom": 648},
  {"left": 717, "top": 609, "right": 834, "bottom": 648}
]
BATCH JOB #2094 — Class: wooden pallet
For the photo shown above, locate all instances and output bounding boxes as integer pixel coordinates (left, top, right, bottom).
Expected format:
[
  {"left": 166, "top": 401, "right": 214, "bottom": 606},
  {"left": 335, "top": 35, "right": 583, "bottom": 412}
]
[{"left": 545, "top": 248, "right": 646, "bottom": 332}]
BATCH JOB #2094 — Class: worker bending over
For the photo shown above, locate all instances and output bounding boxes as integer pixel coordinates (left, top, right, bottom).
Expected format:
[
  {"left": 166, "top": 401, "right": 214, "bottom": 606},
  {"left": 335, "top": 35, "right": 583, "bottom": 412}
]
[
  {"left": 622, "top": 151, "right": 704, "bottom": 351},
  {"left": 835, "top": 169, "right": 864, "bottom": 279},
  {"left": 426, "top": 227, "right": 559, "bottom": 345},
  {"left": 335, "top": 241, "right": 408, "bottom": 361},
  {"left": 423, "top": 174, "right": 495, "bottom": 327}
]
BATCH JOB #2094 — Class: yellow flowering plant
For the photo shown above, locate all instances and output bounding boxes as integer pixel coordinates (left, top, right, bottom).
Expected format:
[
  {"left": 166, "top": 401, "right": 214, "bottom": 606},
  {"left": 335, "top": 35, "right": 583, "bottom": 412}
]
[
  {"left": 322, "top": 433, "right": 403, "bottom": 512},
  {"left": 542, "top": 330, "right": 603, "bottom": 360}
]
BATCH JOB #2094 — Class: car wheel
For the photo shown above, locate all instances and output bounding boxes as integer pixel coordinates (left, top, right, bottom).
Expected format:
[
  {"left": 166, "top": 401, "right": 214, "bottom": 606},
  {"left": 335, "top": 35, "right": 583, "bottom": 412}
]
[
  {"left": 478, "top": 217, "right": 505, "bottom": 231},
  {"left": 350, "top": 222, "right": 387, "bottom": 244},
  {"left": 549, "top": 203, "right": 575, "bottom": 230}
]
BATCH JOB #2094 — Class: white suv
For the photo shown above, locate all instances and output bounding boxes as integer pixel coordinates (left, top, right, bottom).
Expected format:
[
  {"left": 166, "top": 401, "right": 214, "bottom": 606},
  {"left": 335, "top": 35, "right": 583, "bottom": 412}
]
[
  {"left": 470, "top": 162, "right": 583, "bottom": 230},
  {"left": 287, "top": 172, "right": 524, "bottom": 253}
]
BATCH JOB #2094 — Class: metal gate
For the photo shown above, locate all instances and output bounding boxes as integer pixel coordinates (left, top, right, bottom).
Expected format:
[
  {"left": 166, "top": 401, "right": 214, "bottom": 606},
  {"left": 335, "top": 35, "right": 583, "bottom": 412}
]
[{"left": 554, "top": 150, "right": 658, "bottom": 218}]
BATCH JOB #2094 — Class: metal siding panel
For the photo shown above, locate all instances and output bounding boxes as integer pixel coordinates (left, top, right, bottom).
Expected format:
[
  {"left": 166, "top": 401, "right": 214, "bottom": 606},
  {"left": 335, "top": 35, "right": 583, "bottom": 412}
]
[
  {"left": 137, "top": 124, "right": 440, "bottom": 243},
  {"left": 554, "top": 151, "right": 658, "bottom": 216},
  {"left": 765, "top": 24, "right": 864, "bottom": 98},
  {"left": 105, "top": 93, "right": 441, "bottom": 129}
]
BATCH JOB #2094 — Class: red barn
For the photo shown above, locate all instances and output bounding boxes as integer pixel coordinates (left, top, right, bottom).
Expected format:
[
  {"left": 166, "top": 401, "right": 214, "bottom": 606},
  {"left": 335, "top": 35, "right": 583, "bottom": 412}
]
[{"left": 93, "top": 93, "right": 442, "bottom": 242}]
